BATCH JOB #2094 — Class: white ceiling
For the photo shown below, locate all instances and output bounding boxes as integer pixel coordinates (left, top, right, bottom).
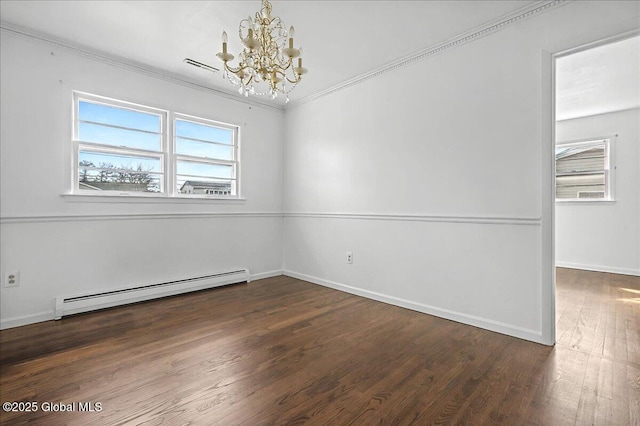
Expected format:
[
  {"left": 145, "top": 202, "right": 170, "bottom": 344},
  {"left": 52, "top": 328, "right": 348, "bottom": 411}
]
[
  {"left": 556, "top": 35, "right": 640, "bottom": 121},
  {"left": 0, "top": 0, "right": 539, "bottom": 106}
]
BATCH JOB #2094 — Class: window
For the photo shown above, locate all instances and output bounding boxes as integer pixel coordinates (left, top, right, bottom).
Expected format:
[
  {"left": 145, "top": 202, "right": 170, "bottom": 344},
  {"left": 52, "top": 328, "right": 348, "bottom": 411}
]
[
  {"left": 72, "top": 92, "right": 239, "bottom": 198},
  {"left": 74, "top": 94, "right": 165, "bottom": 194},
  {"left": 174, "top": 115, "right": 238, "bottom": 196},
  {"left": 555, "top": 138, "right": 611, "bottom": 201}
]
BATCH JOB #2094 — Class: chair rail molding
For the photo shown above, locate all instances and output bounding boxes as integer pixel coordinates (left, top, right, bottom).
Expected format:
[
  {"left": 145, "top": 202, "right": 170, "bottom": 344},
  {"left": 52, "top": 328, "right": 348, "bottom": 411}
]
[
  {"left": 284, "top": 212, "right": 542, "bottom": 226},
  {"left": 0, "top": 212, "right": 283, "bottom": 224}
]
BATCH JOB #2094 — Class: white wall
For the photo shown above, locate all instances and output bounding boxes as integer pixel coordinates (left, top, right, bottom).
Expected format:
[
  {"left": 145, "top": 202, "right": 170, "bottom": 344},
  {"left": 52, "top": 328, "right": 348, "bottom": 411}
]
[
  {"left": 556, "top": 108, "right": 640, "bottom": 275},
  {"left": 2, "top": 2, "right": 639, "bottom": 340},
  {"left": 0, "top": 33, "right": 284, "bottom": 328},
  {"left": 283, "top": 1, "right": 640, "bottom": 344}
]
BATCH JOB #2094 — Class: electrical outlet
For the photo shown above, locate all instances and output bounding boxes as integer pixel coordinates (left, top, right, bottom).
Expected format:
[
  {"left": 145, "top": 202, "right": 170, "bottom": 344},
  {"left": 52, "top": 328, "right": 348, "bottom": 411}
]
[
  {"left": 4, "top": 271, "right": 20, "bottom": 288},
  {"left": 346, "top": 252, "right": 353, "bottom": 264}
]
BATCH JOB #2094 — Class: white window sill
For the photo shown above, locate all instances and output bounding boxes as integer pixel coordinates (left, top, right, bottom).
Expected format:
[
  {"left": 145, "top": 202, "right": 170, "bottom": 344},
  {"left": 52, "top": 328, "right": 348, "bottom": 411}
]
[
  {"left": 556, "top": 199, "right": 616, "bottom": 204},
  {"left": 62, "top": 193, "right": 247, "bottom": 204}
]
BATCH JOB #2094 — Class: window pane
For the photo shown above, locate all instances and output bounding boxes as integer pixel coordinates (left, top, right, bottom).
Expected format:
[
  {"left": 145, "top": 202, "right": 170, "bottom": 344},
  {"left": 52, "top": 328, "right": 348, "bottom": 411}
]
[
  {"left": 177, "top": 177, "right": 234, "bottom": 195},
  {"left": 556, "top": 156, "right": 605, "bottom": 174},
  {"left": 79, "top": 151, "right": 161, "bottom": 173},
  {"left": 556, "top": 143, "right": 605, "bottom": 175},
  {"left": 555, "top": 144, "right": 604, "bottom": 160},
  {"left": 79, "top": 170, "right": 161, "bottom": 193},
  {"left": 176, "top": 161, "right": 233, "bottom": 179},
  {"left": 175, "top": 119, "right": 233, "bottom": 145},
  {"left": 556, "top": 173, "right": 605, "bottom": 199},
  {"left": 79, "top": 101, "right": 160, "bottom": 133},
  {"left": 175, "top": 138, "right": 234, "bottom": 160},
  {"left": 79, "top": 122, "right": 160, "bottom": 151}
]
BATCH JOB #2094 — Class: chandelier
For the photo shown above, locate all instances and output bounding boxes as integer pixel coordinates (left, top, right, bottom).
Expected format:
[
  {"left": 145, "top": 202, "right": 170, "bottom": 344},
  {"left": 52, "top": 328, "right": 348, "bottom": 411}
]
[{"left": 216, "top": 0, "right": 307, "bottom": 103}]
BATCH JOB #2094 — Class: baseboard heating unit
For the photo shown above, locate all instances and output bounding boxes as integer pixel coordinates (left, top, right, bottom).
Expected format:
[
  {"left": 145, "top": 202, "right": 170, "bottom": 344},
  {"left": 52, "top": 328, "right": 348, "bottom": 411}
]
[{"left": 54, "top": 269, "right": 250, "bottom": 320}]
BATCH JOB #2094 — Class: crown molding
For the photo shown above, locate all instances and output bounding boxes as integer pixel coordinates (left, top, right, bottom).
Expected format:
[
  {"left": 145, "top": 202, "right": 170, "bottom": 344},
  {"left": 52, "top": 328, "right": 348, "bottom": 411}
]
[
  {"left": 1, "top": 1, "right": 567, "bottom": 113},
  {"left": 286, "top": 0, "right": 568, "bottom": 110},
  {"left": 0, "top": 21, "right": 285, "bottom": 112},
  {"left": 556, "top": 106, "right": 639, "bottom": 123}
]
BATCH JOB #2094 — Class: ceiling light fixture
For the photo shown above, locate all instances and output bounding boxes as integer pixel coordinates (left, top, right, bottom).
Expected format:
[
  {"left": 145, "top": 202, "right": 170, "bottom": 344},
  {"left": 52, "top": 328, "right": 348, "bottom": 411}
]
[{"left": 216, "top": 0, "right": 307, "bottom": 103}]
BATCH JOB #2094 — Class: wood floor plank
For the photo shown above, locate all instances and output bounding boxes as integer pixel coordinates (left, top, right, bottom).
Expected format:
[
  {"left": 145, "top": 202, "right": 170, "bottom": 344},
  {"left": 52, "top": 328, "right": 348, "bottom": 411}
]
[
  {"left": 609, "top": 359, "right": 631, "bottom": 426},
  {"left": 1, "top": 269, "right": 638, "bottom": 425},
  {"left": 628, "top": 359, "right": 640, "bottom": 426},
  {"left": 574, "top": 354, "right": 600, "bottom": 425}
]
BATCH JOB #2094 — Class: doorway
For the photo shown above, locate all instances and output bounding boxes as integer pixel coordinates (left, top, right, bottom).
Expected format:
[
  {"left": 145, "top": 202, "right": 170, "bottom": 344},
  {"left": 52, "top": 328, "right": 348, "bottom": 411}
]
[{"left": 552, "top": 33, "right": 640, "bottom": 345}]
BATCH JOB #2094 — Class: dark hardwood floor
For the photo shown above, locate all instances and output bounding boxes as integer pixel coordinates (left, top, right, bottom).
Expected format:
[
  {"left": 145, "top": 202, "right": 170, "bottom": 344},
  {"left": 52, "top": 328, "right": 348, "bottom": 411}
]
[{"left": 1, "top": 268, "right": 638, "bottom": 425}]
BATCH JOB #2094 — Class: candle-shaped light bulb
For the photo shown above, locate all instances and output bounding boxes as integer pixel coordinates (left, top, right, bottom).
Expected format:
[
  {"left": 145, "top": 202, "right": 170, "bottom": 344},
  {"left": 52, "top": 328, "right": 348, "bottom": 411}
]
[
  {"left": 217, "top": 30, "right": 234, "bottom": 62},
  {"left": 222, "top": 31, "right": 228, "bottom": 54},
  {"left": 298, "top": 57, "right": 302, "bottom": 68},
  {"left": 288, "top": 26, "right": 295, "bottom": 49}
]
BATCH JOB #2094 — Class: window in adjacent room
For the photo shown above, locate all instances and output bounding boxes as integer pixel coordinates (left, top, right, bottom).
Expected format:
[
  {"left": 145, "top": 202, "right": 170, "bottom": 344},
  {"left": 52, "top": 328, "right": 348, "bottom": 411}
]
[{"left": 555, "top": 138, "right": 612, "bottom": 201}]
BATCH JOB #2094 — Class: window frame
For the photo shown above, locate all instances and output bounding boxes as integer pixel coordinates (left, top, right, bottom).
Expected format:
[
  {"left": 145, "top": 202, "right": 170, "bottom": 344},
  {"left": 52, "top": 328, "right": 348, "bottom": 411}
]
[
  {"left": 173, "top": 113, "right": 240, "bottom": 198},
  {"left": 71, "top": 91, "right": 241, "bottom": 200},
  {"left": 555, "top": 136, "right": 615, "bottom": 203}
]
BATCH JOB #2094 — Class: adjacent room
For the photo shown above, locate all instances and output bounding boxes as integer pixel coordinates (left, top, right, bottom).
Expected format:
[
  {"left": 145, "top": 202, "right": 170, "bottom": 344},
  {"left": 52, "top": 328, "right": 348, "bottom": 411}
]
[{"left": 1, "top": 1, "right": 638, "bottom": 424}]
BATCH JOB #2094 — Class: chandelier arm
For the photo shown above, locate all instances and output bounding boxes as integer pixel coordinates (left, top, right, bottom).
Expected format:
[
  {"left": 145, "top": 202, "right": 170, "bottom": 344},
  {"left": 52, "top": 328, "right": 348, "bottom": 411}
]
[
  {"left": 223, "top": 63, "right": 241, "bottom": 74},
  {"left": 284, "top": 75, "right": 301, "bottom": 85},
  {"left": 224, "top": 62, "right": 253, "bottom": 87}
]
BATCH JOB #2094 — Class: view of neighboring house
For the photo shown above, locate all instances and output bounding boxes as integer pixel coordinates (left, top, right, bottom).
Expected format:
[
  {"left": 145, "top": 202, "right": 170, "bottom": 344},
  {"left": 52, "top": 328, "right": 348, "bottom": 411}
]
[
  {"left": 555, "top": 141, "right": 607, "bottom": 199},
  {"left": 179, "top": 180, "right": 232, "bottom": 195}
]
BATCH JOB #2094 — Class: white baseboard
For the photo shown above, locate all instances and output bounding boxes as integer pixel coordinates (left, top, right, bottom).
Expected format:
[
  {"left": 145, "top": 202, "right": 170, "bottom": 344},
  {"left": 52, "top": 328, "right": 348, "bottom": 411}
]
[
  {"left": 1, "top": 270, "right": 284, "bottom": 330},
  {"left": 556, "top": 262, "right": 640, "bottom": 277},
  {"left": 283, "top": 270, "right": 546, "bottom": 345},
  {"left": 250, "top": 270, "right": 283, "bottom": 281},
  {"left": 1, "top": 311, "right": 54, "bottom": 330}
]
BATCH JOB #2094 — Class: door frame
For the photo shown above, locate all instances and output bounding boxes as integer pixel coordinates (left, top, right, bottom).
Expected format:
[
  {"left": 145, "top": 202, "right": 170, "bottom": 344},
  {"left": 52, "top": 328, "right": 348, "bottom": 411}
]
[{"left": 542, "top": 29, "right": 640, "bottom": 346}]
